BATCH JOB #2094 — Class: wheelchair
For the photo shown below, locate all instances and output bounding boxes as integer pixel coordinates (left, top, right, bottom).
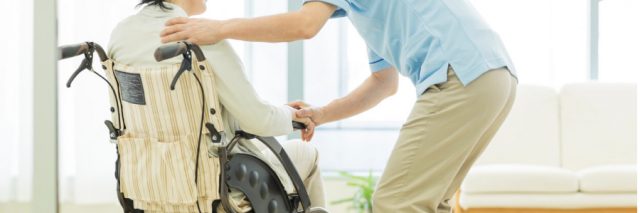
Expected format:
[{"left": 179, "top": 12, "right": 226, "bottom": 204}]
[{"left": 58, "top": 41, "right": 328, "bottom": 213}]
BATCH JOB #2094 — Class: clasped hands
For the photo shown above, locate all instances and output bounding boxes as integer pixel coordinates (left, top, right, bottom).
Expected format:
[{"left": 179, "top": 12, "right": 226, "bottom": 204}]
[{"left": 288, "top": 101, "right": 325, "bottom": 142}]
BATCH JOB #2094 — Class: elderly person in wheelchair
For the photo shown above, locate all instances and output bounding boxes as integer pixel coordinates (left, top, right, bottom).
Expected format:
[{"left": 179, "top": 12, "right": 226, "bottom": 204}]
[{"left": 58, "top": 0, "right": 327, "bottom": 212}]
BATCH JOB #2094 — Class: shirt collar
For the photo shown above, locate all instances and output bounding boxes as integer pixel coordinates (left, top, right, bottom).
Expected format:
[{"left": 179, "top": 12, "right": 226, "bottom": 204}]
[{"left": 139, "top": 2, "right": 188, "bottom": 18}]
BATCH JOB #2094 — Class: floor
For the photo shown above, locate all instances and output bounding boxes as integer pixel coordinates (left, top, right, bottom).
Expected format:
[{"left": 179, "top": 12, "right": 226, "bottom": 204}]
[
  {"left": 0, "top": 176, "right": 357, "bottom": 213},
  {"left": 0, "top": 203, "right": 121, "bottom": 213}
]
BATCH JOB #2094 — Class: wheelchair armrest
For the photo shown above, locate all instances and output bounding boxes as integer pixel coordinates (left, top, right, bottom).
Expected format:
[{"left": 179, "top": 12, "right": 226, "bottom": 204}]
[{"left": 292, "top": 121, "right": 307, "bottom": 130}]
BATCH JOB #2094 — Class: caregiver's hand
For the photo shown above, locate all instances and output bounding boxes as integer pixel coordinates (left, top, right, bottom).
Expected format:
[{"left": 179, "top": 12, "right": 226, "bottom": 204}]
[
  {"left": 161, "top": 17, "right": 224, "bottom": 45},
  {"left": 292, "top": 108, "right": 316, "bottom": 142},
  {"left": 288, "top": 101, "right": 327, "bottom": 126}
]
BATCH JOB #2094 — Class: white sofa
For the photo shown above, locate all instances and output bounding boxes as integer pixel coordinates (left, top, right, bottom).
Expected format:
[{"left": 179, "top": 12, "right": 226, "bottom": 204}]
[{"left": 458, "top": 83, "right": 637, "bottom": 212}]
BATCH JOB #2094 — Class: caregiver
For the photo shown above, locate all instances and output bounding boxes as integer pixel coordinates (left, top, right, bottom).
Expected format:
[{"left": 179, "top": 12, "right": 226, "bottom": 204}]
[{"left": 161, "top": 1, "right": 518, "bottom": 212}]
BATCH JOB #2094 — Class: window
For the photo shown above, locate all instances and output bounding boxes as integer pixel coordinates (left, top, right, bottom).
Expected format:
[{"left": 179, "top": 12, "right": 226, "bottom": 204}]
[
  {"left": 242, "top": 1, "right": 288, "bottom": 105},
  {"left": 0, "top": 0, "right": 33, "bottom": 203},
  {"left": 57, "top": 0, "right": 136, "bottom": 203},
  {"left": 304, "top": 20, "right": 408, "bottom": 172},
  {"left": 598, "top": 0, "right": 640, "bottom": 81},
  {"left": 7, "top": 0, "right": 632, "bottom": 206},
  {"left": 304, "top": 21, "right": 415, "bottom": 130},
  {"left": 303, "top": 0, "right": 613, "bottom": 172},
  {"left": 470, "top": 0, "right": 591, "bottom": 87},
  {"left": 341, "top": 25, "right": 416, "bottom": 128}
]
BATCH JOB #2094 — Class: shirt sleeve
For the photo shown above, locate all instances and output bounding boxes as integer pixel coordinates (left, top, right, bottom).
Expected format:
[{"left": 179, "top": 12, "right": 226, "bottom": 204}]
[
  {"left": 200, "top": 41, "right": 294, "bottom": 136},
  {"left": 303, "top": 0, "right": 349, "bottom": 18},
  {"left": 368, "top": 47, "right": 393, "bottom": 72}
]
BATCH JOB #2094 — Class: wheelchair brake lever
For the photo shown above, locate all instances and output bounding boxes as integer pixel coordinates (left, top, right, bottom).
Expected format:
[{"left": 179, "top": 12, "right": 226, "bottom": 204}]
[
  {"left": 169, "top": 53, "right": 192, "bottom": 90},
  {"left": 66, "top": 57, "right": 91, "bottom": 88},
  {"left": 104, "top": 120, "right": 121, "bottom": 144},
  {"left": 205, "top": 122, "right": 222, "bottom": 143},
  {"left": 65, "top": 43, "right": 95, "bottom": 88},
  {"left": 205, "top": 122, "right": 224, "bottom": 158}
]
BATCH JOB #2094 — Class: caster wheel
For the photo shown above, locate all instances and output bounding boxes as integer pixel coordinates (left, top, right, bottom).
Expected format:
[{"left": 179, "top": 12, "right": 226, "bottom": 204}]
[{"left": 309, "top": 207, "right": 329, "bottom": 213}]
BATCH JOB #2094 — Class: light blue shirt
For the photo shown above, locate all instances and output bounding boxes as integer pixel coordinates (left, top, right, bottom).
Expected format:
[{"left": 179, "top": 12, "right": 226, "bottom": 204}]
[{"left": 304, "top": 0, "right": 516, "bottom": 95}]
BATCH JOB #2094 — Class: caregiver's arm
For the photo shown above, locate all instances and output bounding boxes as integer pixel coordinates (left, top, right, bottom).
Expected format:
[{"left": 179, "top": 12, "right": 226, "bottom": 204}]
[
  {"left": 293, "top": 67, "right": 399, "bottom": 126},
  {"left": 161, "top": 2, "right": 335, "bottom": 44}
]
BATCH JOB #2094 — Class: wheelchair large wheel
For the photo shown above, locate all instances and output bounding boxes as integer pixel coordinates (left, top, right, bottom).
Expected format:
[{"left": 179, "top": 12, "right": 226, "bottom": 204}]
[{"left": 225, "top": 153, "right": 294, "bottom": 213}]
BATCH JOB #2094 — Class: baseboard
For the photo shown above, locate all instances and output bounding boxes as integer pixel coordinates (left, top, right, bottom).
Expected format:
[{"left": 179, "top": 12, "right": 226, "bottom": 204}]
[
  {"left": 457, "top": 208, "right": 637, "bottom": 213},
  {"left": 0, "top": 202, "right": 122, "bottom": 213}
]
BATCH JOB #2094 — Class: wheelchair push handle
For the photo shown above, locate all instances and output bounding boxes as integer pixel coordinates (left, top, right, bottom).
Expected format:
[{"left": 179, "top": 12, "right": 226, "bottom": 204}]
[
  {"left": 154, "top": 42, "right": 188, "bottom": 62},
  {"left": 58, "top": 42, "right": 108, "bottom": 62},
  {"left": 154, "top": 41, "right": 206, "bottom": 62},
  {"left": 154, "top": 42, "right": 208, "bottom": 91},
  {"left": 59, "top": 43, "right": 90, "bottom": 60}
]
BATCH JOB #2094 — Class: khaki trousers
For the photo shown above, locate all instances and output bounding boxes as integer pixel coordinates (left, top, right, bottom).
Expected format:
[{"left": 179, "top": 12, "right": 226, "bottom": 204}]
[{"left": 372, "top": 67, "right": 517, "bottom": 213}]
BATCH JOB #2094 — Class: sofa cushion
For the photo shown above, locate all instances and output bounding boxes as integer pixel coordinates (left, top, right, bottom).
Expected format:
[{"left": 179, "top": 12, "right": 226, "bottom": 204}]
[
  {"left": 462, "top": 164, "right": 579, "bottom": 193},
  {"left": 475, "top": 85, "right": 561, "bottom": 167},
  {"left": 579, "top": 165, "right": 637, "bottom": 193},
  {"left": 560, "top": 83, "right": 637, "bottom": 170}
]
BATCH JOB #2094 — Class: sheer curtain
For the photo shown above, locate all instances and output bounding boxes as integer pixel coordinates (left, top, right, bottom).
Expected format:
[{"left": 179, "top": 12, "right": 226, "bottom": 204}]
[
  {"left": 0, "top": 0, "right": 34, "bottom": 204},
  {"left": 7, "top": 0, "right": 633, "bottom": 205},
  {"left": 57, "top": 0, "right": 139, "bottom": 204},
  {"left": 599, "top": 0, "right": 640, "bottom": 82}
]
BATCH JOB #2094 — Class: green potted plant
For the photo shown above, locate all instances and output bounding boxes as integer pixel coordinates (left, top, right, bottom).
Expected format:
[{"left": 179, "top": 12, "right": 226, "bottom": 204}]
[{"left": 331, "top": 171, "right": 377, "bottom": 213}]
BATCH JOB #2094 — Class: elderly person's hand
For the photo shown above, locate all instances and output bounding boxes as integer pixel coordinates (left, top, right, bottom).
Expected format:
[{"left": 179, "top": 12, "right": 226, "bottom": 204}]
[
  {"left": 161, "top": 17, "right": 224, "bottom": 45},
  {"left": 292, "top": 109, "right": 316, "bottom": 142},
  {"left": 288, "top": 101, "right": 327, "bottom": 126}
]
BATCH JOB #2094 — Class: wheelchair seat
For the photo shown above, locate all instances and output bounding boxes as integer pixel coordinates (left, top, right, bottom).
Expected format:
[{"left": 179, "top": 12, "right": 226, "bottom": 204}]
[{"left": 58, "top": 41, "right": 328, "bottom": 213}]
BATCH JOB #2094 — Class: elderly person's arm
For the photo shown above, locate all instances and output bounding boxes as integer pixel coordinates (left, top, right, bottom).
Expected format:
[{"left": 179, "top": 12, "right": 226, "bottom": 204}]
[
  {"left": 200, "top": 42, "right": 314, "bottom": 139},
  {"left": 161, "top": 2, "right": 336, "bottom": 44}
]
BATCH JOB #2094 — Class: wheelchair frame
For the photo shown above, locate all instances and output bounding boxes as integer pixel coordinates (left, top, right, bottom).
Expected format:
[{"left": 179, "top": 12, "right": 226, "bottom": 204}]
[{"left": 58, "top": 41, "right": 325, "bottom": 213}]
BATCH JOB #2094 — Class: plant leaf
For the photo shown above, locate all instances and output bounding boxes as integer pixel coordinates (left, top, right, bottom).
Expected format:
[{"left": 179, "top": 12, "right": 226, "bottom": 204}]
[{"left": 330, "top": 197, "right": 354, "bottom": 205}]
